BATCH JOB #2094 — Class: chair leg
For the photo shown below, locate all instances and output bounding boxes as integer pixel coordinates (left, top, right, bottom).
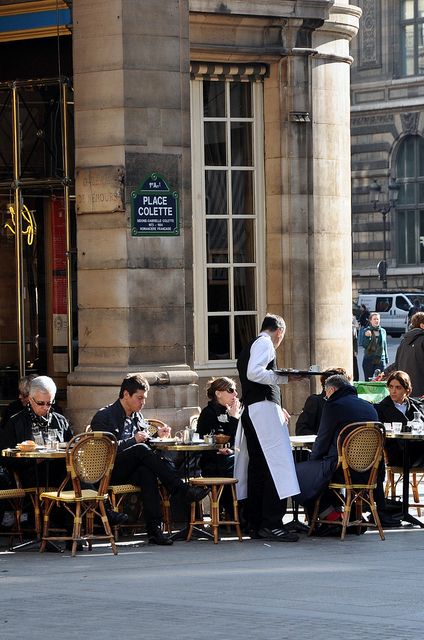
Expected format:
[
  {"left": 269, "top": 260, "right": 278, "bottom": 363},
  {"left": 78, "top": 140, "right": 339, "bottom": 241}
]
[
  {"left": 340, "top": 490, "right": 352, "bottom": 541},
  {"left": 186, "top": 500, "right": 197, "bottom": 542},
  {"left": 71, "top": 502, "right": 82, "bottom": 556},
  {"left": 411, "top": 473, "right": 421, "bottom": 516},
  {"left": 307, "top": 495, "right": 322, "bottom": 536},
  {"left": 99, "top": 501, "right": 118, "bottom": 555},
  {"left": 369, "top": 490, "right": 385, "bottom": 541},
  {"left": 230, "top": 485, "right": 243, "bottom": 542},
  {"left": 210, "top": 485, "right": 219, "bottom": 544},
  {"left": 40, "top": 500, "right": 54, "bottom": 553}
]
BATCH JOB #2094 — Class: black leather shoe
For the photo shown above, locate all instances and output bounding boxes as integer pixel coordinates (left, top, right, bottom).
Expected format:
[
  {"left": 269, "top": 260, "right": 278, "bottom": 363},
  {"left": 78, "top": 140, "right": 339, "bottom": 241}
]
[
  {"left": 184, "top": 485, "right": 210, "bottom": 504},
  {"left": 65, "top": 540, "right": 84, "bottom": 551},
  {"left": 257, "top": 527, "right": 299, "bottom": 542},
  {"left": 106, "top": 509, "right": 129, "bottom": 526},
  {"left": 147, "top": 529, "right": 173, "bottom": 546}
]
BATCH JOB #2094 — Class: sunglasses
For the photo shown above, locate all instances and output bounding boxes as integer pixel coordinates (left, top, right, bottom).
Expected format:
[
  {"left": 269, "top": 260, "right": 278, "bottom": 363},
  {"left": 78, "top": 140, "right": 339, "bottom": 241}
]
[
  {"left": 225, "top": 388, "right": 236, "bottom": 394},
  {"left": 31, "top": 397, "right": 55, "bottom": 407}
]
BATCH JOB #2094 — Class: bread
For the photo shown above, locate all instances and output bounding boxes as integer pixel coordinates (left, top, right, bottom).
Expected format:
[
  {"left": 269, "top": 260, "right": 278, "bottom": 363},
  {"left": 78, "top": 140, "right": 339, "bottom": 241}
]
[{"left": 17, "top": 440, "right": 37, "bottom": 451}]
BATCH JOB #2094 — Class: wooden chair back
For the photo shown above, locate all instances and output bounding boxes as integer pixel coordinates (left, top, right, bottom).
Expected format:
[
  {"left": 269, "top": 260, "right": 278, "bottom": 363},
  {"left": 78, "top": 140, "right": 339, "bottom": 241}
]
[
  {"left": 337, "top": 421, "right": 385, "bottom": 487},
  {"left": 65, "top": 432, "right": 117, "bottom": 498}
]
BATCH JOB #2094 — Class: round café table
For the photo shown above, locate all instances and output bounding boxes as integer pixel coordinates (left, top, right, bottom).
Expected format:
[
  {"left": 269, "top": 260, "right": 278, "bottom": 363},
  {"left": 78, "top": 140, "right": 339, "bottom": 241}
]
[{"left": 2, "top": 446, "right": 67, "bottom": 551}]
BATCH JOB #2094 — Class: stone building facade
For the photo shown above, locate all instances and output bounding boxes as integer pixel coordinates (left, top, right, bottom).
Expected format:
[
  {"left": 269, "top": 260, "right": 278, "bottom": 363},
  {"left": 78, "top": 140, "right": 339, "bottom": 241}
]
[
  {"left": 0, "top": 1, "right": 360, "bottom": 429},
  {"left": 351, "top": 0, "right": 424, "bottom": 295}
]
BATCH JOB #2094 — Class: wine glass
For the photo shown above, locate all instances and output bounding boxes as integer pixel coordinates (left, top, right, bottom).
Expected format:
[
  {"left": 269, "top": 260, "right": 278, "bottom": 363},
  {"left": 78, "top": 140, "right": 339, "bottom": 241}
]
[{"left": 46, "top": 429, "right": 58, "bottom": 450}]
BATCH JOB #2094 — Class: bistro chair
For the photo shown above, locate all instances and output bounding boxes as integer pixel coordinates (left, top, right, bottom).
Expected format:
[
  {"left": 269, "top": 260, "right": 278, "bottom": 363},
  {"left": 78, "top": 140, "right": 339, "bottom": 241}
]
[
  {"left": 385, "top": 463, "right": 424, "bottom": 516},
  {"left": 0, "top": 470, "right": 27, "bottom": 548},
  {"left": 186, "top": 477, "right": 242, "bottom": 544},
  {"left": 40, "top": 432, "right": 118, "bottom": 556},
  {"left": 107, "top": 481, "right": 172, "bottom": 539},
  {"left": 308, "top": 422, "right": 385, "bottom": 541}
]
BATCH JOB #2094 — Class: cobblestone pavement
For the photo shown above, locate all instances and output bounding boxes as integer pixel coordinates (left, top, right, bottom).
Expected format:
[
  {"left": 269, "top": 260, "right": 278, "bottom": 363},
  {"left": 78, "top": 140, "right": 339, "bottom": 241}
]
[{"left": 0, "top": 524, "right": 422, "bottom": 640}]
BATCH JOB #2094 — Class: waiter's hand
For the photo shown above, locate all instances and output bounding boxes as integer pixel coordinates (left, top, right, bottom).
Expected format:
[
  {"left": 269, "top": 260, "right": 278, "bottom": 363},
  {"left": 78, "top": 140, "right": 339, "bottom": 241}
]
[
  {"left": 287, "top": 374, "right": 307, "bottom": 382},
  {"left": 157, "top": 425, "right": 171, "bottom": 438},
  {"left": 283, "top": 408, "right": 291, "bottom": 423},
  {"left": 134, "top": 430, "right": 150, "bottom": 443}
]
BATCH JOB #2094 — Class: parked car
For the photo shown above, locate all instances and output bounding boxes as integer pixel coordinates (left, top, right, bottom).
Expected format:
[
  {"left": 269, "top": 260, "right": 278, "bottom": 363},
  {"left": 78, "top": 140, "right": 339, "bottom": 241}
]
[{"left": 356, "top": 291, "right": 424, "bottom": 336}]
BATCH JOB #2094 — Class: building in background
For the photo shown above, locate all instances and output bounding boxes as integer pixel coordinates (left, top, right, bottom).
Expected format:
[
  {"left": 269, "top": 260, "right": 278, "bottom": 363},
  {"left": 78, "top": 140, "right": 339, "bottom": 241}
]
[
  {"left": 0, "top": 1, "right": 360, "bottom": 427},
  {"left": 351, "top": 0, "right": 424, "bottom": 295}
]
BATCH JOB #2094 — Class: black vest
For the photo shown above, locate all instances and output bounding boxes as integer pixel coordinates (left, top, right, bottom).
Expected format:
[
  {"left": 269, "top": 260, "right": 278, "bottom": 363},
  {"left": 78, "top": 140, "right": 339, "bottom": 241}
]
[{"left": 237, "top": 336, "right": 281, "bottom": 407}]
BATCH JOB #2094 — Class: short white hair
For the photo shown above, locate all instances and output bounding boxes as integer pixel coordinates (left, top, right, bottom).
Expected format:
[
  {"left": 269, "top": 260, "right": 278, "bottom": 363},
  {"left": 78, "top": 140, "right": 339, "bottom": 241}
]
[{"left": 30, "top": 376, "right": 57, "bottom": 397}]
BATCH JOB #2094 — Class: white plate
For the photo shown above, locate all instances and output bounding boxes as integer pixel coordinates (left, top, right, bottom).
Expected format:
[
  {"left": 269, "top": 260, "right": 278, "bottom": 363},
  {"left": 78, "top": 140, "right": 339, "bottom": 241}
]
[{"left": 149, "top": 438, "right": 177, "bottom": 444}]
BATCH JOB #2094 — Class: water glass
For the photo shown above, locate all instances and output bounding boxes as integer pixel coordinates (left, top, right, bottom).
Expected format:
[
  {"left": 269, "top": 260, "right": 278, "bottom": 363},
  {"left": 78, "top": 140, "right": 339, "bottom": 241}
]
[
  {"left": 46, "top": 429, "right": 59, "bottom": 450},
  {"left": 393, "top": 422, "right": 402, "bottom": 435},
  {"left": 384, "top": 422, "right": 393, "bottom": 433}
]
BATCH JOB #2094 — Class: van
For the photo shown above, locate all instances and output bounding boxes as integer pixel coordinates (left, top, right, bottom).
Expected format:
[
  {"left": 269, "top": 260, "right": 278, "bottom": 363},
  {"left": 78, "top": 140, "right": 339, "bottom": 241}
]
[{"left": 357, "top": 291, "right": 424, "bottom": 336}]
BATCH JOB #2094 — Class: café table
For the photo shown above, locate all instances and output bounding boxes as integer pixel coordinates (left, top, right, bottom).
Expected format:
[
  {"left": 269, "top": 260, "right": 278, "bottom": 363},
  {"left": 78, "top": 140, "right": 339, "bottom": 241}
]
[
  {"left": 2, "top": 446, "right": 67, "bottom": 550},
  {"left": 289, "top": 435, "right": 317, "bottom": 531},
  {"left": 385, "top": 431, "right": 424, "bottom": 528},
  {"left": 150, "top": 439, "right": 222, "bottom": 540}
]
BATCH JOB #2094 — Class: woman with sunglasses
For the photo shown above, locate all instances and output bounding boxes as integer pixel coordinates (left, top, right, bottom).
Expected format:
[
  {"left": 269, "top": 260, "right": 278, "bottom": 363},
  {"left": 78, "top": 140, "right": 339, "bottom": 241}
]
[{"left": 196, "top": 377, "right": 241, "bottom": 483}]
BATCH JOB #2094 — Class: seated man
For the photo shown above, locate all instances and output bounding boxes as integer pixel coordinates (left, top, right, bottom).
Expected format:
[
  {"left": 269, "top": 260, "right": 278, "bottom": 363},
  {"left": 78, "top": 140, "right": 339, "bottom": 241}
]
[
  {"left": 90, "top": 374, "right": 209, "bottom": 546},
  {"left": 295, "top": 374, "right": 399, "bottom": 531}
]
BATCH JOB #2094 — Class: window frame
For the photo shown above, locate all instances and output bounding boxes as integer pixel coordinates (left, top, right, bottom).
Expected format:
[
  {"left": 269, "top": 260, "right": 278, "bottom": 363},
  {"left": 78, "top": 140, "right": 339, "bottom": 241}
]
[
  {"left": 400, "top": 0, "right": 424, "bottom": 76},
  {"left": 191, "top": 78, "right": 266, "bottom": 369}
]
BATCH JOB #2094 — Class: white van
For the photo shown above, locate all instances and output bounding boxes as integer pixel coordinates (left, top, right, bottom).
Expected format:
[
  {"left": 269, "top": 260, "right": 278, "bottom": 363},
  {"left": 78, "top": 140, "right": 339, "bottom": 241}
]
[{"left": 357, "top": 291, "right": 424, "bottom": 336}]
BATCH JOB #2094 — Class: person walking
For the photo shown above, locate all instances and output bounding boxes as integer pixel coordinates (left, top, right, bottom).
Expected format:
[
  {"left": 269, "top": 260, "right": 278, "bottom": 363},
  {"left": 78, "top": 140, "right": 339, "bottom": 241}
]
[
  {"left": 361, "top": 312, "right": 388, "bottom": 381},
  {"left": 395, "top": 312, "right": 424, "bottom": 397}
]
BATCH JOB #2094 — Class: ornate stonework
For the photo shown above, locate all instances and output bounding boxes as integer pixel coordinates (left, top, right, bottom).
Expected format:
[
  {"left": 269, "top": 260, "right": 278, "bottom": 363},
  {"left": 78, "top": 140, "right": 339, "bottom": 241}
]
[
  {"left": 358, "top": 0, "right": 381, "bottom": 69},
  {"left": 400, "top": 112, "right": 420, "bottom": 135}
]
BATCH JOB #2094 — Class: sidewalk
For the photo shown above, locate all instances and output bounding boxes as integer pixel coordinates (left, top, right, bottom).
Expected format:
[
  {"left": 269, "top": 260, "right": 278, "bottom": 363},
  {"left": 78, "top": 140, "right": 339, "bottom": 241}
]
[{"left": 0, "top": 523, "right": 422, "bottom": 640}]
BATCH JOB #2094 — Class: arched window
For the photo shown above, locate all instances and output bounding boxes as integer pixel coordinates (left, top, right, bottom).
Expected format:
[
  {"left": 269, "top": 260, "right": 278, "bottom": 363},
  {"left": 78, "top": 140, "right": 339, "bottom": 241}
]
[
  {"left": 400, "top": 0, "right": 424, "bottom": 76},
  {"left": 395, "top": 135, "right": 424, "bottom": 265}
]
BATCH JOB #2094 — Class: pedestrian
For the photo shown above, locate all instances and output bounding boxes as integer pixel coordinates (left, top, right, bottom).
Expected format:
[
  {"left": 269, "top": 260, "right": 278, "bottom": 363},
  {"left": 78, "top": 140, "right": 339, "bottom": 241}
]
[
  {"left": 361, "top": 312, "right": 388, "bottom": 381},
  {"left": 394, "top": 312, "right": 424, "bottom": 397}
]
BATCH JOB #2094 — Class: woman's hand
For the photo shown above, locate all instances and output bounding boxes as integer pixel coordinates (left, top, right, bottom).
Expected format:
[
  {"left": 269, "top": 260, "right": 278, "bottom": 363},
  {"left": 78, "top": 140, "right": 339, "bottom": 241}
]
[{"left": 227, "top": 396, "right": 241, "bottom": 419}]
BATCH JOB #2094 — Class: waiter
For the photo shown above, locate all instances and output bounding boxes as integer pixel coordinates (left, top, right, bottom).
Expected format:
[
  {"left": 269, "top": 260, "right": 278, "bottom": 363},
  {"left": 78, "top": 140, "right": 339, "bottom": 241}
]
[{"left": 235, "top": 314, "right": 300, "bottom": 542}]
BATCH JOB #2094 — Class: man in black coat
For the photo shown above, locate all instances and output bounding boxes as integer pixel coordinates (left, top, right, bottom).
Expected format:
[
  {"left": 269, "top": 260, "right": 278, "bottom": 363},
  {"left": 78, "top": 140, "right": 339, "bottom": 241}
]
[
  {"left": 395, "top": 312, "right": 424, "bottom": 397},
  {"left": 296, "top": 374, "right": 398, "bottom": 528},
  {"left": 90, "top": 374, "right": 209, "bottom": 545}
]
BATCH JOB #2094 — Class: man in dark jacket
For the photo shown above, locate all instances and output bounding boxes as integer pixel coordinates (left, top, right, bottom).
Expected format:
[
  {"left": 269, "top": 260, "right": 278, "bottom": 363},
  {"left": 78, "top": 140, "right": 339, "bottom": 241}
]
[
  {"left": 395, "top": 312, "right": 424, "bottom": 397},
  {"left": 296, "top": 374, "right": 398, "bottom": 529},
  {"left": 90, "top": 374, "right": 209, "bottom": 545}
]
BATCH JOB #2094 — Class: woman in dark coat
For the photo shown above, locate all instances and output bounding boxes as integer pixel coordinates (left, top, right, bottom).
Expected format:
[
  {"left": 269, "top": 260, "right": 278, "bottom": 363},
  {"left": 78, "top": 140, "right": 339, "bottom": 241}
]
[
  {"left": 196, "top": 377, "right": 241, "bottom": 478},
  {"left": 375, "top": 370, "right": 424, "bottom": 467}
]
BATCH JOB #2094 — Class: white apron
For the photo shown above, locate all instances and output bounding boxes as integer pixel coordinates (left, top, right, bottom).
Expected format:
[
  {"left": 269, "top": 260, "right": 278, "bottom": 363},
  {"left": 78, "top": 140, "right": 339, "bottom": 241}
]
[{"left": 234, "top": 400, "right": 300, "bottom": 501}]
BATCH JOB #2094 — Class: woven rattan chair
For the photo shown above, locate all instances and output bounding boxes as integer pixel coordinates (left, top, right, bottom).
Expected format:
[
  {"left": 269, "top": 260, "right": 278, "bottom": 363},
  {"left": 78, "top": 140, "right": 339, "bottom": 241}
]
[
  {"left": 384, "top": 462, "right": 424, "bottom": 516},
  {"left": 40, "top": 432, "right": 118, "bottom": 556},
  {"left": 186, "top": 477, "right": 242, "bottom": 544},
  {"left": 308, "top": 422, "right": 385, "bottom": 541},
  {"left": 0, "top": 470, "right": 26, "bottom": 548}
]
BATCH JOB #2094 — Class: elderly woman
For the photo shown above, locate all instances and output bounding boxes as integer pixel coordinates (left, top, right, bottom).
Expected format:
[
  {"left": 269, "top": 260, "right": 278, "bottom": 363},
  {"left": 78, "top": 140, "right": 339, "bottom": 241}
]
[
  {"left": 375, "top": 370, "right": 424, "bottom": 467},
  {"left": 196, "top": 377, "right": 241, "bottom": 478}
]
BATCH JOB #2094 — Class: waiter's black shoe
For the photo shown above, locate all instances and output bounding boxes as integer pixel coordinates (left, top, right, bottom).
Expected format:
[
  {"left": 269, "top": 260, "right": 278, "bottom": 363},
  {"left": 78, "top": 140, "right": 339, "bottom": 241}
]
[
  {"left": 105, "top": 509, "right": 129, "bottom": 526},
  {"left": 65, "top": 540, "right": 84, "bottom": 551},
  {"left": 184, "top": 485, "right": 210, "bottom": 504},
  {"left": 314, "top": 524, "right": 341, "bottom": 537},
  {"left": 147, "top": 528, "right": 173, "bottom": 546},
  {"left": 257, "top": 527, "right": 299, "bottom": 542}
]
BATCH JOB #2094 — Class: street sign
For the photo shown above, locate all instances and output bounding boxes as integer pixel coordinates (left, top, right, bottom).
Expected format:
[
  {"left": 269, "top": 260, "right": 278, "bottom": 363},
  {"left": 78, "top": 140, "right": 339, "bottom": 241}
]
[{"left": 131, "top": 173, "right": 179, "bottom": 237}]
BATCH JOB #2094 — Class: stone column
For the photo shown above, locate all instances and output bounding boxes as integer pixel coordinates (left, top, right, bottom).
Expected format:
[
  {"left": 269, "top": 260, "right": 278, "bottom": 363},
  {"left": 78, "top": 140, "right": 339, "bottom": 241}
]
[
  {"left": 67, "top": 0, "right": 197, "bottom": 429},
  {"left": 266, "top": 4, "right": 361, "bottom": 417}
]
